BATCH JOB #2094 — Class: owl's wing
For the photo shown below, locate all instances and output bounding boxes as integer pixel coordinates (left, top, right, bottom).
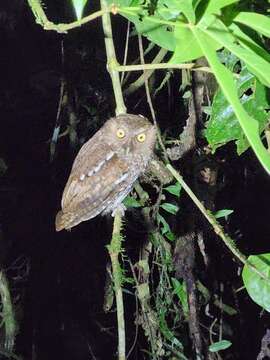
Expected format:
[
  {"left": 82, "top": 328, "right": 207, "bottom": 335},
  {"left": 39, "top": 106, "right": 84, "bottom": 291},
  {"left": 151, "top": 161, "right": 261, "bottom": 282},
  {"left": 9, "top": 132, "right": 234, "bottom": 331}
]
[{"left": 61, "top": 140, "right": 130, "bottom": 213}]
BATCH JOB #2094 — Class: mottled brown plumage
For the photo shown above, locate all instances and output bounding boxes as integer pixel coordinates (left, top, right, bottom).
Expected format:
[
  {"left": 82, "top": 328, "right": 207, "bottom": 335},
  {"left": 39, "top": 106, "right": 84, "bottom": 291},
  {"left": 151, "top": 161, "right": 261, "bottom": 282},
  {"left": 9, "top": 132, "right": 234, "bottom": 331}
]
[{"left": 55, "top": 114, "right": 156, "bottom": 231}]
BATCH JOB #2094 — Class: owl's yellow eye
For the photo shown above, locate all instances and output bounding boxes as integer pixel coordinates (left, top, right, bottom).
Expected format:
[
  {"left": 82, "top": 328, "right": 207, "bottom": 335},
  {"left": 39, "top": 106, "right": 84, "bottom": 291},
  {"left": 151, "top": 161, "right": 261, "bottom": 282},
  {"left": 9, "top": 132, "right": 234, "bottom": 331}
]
[
  {"left": 116, "top": 129, "right": 125, "bottom": 138},
  {"left": 137, "top": 133, "right": 146, "bottom": 142}
]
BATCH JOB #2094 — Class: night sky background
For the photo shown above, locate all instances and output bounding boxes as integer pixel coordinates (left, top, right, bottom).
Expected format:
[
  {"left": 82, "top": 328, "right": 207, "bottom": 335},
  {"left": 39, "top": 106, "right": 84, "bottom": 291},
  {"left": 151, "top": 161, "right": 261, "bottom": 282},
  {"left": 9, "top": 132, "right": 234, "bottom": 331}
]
[{"left": 0, "top": 1, "right": 270, "bottom": 359}]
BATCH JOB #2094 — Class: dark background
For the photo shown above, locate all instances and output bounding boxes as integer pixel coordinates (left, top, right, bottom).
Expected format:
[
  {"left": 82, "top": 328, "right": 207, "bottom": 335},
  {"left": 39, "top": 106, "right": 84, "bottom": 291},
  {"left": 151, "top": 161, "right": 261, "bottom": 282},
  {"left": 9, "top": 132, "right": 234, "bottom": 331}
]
[{"left": 0, "top": 1, "right": 270, "bottom": 359}]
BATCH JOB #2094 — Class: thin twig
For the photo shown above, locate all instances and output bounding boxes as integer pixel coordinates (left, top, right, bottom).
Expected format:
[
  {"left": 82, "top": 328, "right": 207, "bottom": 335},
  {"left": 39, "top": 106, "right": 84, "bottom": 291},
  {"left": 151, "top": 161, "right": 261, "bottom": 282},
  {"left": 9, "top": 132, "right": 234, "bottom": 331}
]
[
  {"left": 27, "top": 0, "right": 110, "bottom": 33},
  {"left": 121, "top": 21, "right": 130, "bottom": 84},
  {"left": 124, "top": 48, "right": 168, "bottom": 95},
  {"left": 166, "top": 164, "right": 270, "bottom": 282},
  {"left": 50, "top": 40, "right": 65, "bottom": 161},
  {"left": 138, "top": 35, "right": 169, "bottom": 163},
  {"left": 117, "top": 63, "right": 212, "bottom": 73}
]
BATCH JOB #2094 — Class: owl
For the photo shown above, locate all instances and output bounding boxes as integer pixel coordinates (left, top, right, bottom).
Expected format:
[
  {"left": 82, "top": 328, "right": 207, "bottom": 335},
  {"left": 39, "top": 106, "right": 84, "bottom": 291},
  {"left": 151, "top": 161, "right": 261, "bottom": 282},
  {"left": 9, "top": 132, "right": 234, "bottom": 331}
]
[{"left": 55, "top": 114, "right": 156, "bottom": 231}]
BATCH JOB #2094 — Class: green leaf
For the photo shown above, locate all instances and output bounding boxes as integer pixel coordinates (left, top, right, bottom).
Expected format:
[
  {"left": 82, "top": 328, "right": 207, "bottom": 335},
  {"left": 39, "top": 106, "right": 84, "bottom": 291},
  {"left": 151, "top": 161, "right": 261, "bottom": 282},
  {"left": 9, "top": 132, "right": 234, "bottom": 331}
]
[
  {"left": 242, "top": 254, "right": 270, "bottom": 312},
  {"left": 209, "top": 340, "right": 232, "bottom": 352},
  {"left": 123, "top": 195, "right": 142, "bottom": 208},
  {"left": 157, "top": 0, "right": 183, "bottom": 20},
  {"left": 72, "top": 0, "right": 88, "bottom": 20},
  {"left": 201, "top": 15, "right": 270, "bottom": 87},
  {"left": 192, "top": 27, "right": 270, "bottom": 174},
  {"left": 170, "top": 15, "right": 222, "bottom": 63},
  {"left": 205, "top": 66, "right": 269, "bottom": 154},
  {"left": 164, "top": 183, "right": 182, "bottom": 197},
  {"left": 229, "top": 23, "right": 270, "bottom": 63},
  {"left": 157, "top": 213, "right": 171, "bottom": 235},
  {"left": 171, "top": 0, "right": 195, "bottom": 23},
  {"left": 171, "top": 278, "right": 189, "bottom": 317},
  {"left": 160, "top": 202, "right": 179, "bottom": 215},
  {"left": 157, "top": 0, "right": 195, "bottom": 23},
  {"left": 118, "top": 1, "right": 176, "bottom": 51},
  {"left": 165, "top": 231, "right": 176, "bottom": 241},
  {"left": 202, "top": 0, "right": 239, "bottom": 16},
  {"left": 234, "top": 12, "right": 270, "bottom": 38},
  {"left": 170, "top": 23, "right": 204, "bottom": 63},
  {"left": 214, "top": 209, "right": 234, "bottom": 219}
]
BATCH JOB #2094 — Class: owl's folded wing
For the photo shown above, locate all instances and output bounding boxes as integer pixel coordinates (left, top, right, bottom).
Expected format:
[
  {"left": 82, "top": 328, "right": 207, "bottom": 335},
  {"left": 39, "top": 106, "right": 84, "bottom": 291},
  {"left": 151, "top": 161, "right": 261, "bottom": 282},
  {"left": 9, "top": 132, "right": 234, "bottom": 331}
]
[
  {"left": 62, "top": 150, "right": 129, "bottom": 208},
  {"left": 56, "top": 154, "right": 131, "bottom": 231}
]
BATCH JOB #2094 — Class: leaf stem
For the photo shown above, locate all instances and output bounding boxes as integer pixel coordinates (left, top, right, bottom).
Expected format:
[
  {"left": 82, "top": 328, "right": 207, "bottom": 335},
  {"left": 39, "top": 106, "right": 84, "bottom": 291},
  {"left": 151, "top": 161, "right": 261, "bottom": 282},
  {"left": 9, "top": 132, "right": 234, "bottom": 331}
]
[{"left": 114, "top": 62, "right": 212, "bottom": 73}]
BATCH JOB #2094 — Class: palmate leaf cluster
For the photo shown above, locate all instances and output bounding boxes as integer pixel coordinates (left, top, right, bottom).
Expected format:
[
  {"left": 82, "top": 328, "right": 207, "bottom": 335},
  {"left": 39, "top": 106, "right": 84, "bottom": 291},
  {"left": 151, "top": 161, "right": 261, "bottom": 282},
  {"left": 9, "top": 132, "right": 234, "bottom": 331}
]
[{"left": 102, "top": 0, "right": 270, "bottom": 174}]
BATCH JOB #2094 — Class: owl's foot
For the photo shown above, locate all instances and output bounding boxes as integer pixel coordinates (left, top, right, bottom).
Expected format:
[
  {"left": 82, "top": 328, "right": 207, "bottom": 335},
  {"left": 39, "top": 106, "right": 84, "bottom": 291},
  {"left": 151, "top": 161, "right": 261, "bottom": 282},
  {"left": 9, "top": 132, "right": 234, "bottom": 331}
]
[{"left": 112, "top": 203, "right": 126, "bottom": 218}]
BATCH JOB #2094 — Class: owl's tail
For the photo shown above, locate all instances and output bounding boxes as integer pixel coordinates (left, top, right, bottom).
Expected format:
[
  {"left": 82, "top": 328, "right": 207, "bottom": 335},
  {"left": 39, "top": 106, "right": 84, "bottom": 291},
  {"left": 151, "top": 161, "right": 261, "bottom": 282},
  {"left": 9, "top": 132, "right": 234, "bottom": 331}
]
[{"left": 55, "top": 210, "right": 74, "bottom": 232}]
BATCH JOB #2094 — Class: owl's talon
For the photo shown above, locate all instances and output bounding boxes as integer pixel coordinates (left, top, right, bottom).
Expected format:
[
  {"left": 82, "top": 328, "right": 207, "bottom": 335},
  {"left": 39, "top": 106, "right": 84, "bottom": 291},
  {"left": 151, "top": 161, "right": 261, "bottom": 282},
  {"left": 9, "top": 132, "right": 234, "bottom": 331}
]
[{"left": 112, "top": 203, "right": 126, "bottom": 217}]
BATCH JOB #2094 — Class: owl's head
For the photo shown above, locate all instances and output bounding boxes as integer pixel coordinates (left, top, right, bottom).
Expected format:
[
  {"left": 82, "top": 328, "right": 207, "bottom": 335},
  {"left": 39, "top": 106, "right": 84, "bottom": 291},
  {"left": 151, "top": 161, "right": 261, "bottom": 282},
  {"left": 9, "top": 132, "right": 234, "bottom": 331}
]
[{"left": 103, "top": 114, "right": 157, "bottom": 158}]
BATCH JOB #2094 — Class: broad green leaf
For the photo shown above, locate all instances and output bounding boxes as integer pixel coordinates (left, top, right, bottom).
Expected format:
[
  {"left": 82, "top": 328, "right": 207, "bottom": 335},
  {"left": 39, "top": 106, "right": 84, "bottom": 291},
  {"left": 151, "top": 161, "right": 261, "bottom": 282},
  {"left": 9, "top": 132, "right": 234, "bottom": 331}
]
[
  {"left": 177, "top": 0, "right": 195, "bottom": 23},
  {"left": 157, "top": 0, "right": 195, "bottom": 23},
  {"left": 242, "top": 254, "right": 270, "bottom": 312},
  {"left": 72, "top": 0, "right": 88, "bottom": 20},
  {"left": 192, "top": 27, "right": 270, "bottom": 174},
  {"left": 214, "top": 209, "right": 234, "bottom": 219},
  {"left": 209, "top": 340, "right": 232, "bottom": 352},
  {"left": 234, "top": 12, "right": 270, "bottom": 38},
  {"left": 146, "top": 26, "right": 176, "bottom": 51},
  {"left": 201, "top": 16, "right": 270, "bottom": 87},
  {"left": 203, "top": 0, "right": 239, "bottom": 16},
  {"left": 160, "top": 202, "right": 179, "bottom": 215},
  {"left": 236, "top": 80, "right": 269, "bottom": 154},
  {"left": 168, "top": 0, "right": 195, "bottom": 23},
  {"left": 205, "top": 67, "right": 269, "bottom": 154},
  {"left": 164, "top": 183, "right": 182, "bottom": 197},
  {"left": 123, "top": 195, "right": 142, "bottom": 208},
  {"left": 157, "top": 0, "right": 183, "bottom": 20},
  {"left": 170, "top": 16, "right": 222, "bottom": 63},
  {"left": 170, "top": 23, "right": 204, "bottom": 63},
  {"left": 229, "top": 23, "right": 270, "bottom": 63}
]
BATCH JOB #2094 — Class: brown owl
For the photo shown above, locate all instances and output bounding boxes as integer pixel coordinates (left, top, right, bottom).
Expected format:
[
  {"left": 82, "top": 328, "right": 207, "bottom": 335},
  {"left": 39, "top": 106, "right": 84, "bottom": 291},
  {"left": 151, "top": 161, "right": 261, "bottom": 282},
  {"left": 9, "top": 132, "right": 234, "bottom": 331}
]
[{"left": 55, "top": 114, "right": 156, "bottom": 231}]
